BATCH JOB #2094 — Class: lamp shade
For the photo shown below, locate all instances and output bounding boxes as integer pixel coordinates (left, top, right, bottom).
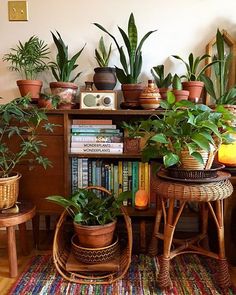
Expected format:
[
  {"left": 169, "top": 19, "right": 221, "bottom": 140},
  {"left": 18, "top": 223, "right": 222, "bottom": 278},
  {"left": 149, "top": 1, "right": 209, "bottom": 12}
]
[
  {"left": 135, "top": 189, "right": 149, "bottom": 210},
  {"left": 218, "top": 135, "right": 236, "bottom": 166}
]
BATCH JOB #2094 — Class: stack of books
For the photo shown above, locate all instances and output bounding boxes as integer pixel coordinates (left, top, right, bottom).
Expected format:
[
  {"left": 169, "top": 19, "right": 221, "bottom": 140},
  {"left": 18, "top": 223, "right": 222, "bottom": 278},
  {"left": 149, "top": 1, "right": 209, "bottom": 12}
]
[{"left": 70, "top": 119, "right": 123, "bottom": 154}]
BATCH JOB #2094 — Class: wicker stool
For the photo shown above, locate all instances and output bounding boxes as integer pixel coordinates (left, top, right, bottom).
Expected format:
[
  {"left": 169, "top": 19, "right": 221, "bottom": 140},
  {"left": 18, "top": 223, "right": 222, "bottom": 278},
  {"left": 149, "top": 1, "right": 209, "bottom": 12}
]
[{"left": 149, "top": 171, "right": 233, "bottom": 290}]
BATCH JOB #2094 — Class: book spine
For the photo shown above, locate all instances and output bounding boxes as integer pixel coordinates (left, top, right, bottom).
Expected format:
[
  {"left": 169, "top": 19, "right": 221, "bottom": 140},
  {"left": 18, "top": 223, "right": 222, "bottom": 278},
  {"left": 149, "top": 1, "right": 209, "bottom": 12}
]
[
  {"left": 118, "top": 161, "right": 123, "bottom": 195},
  {"left": 70, "top": 147, "right": 123, "bottom": 154},
  {"left": 113, "top": 164, "right": 119, "bottom": 198},
  {"left": 88, "top": 159, "right": 93, "bottom": 186},
  {"left": 122, "top": 161, "right": 128, "bottom": 206},
  {"left": 71, "top": 124, "right": 117, "bottom": 129},
  {"left": 71, "top": 157, "right": 78, "bottom": 193},
  {"left": 82, "top": 158, "right": 88, "bottom": 188},
  {"left": 127, "top": 161, "right": 132, "bottom": 206},
  {"left": 71, "top": 135, "right": 122, "bottom": 143},
  {"left": 72, "top": 119, "right": 112, "bottom": 125},
  {"left": 77, "top": 158, "right": 83, "bottom": 188},
  {"left": 144, "top": 162, "right": 150, "bottom": 207},
  {"left": 71, "top": 142, "right": 123, "bottom": 148},
  {"left": 92, "top": 160, "right": 97, "bottom": 186},
  {"left": 138, "top": 162, "right": 145, "bottom": 190},
  {"left": 132, "top": 161, "right": 139, "bottom": 207},
  {"left": 71, "top": 128, "right": 120, "bottom": 134}
]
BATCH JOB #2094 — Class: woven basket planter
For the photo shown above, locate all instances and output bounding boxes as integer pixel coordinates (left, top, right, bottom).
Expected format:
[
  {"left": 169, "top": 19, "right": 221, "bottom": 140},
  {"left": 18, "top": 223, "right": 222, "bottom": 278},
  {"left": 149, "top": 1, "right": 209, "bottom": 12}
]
[
  {"left": 0, "top": 173, "right": 21, "bottom": 210},
  {"left": 180, "top": 149, "right": 215, "bottom": 170}
]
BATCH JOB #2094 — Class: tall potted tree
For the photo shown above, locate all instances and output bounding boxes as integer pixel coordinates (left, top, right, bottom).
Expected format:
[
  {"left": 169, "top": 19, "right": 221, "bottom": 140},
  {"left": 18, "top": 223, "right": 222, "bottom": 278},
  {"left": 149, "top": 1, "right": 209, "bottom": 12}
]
[
  {"left": 93, "top": 36, "right": 117, "bottom": 90},
  {"left": 3, "top": 35, "right": 50, "bottom": 103},
  {"left": 94, "top": 13, "right": 157, "bottom": 109},
  {"left": 49, "top": 31, "right": 86, "bottom": 109}
]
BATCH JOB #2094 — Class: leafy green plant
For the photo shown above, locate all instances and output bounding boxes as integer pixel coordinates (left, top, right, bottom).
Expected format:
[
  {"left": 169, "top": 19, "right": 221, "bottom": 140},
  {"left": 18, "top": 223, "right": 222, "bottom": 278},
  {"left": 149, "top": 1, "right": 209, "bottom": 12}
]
[
  {"left": 46, "top": 188, "right": 130, "bottom": 225},
  {"left": 172, "top": 53, "right": 217, "bottom": 81},
  {"left": 95, "top": 36, "right": 112, "bottom": 67},
  {"left": 137, "top": 93, "right": 236, "bottom": 168},
  {"left": 3, "top": 35, "right": 50, "bottom": 80},
  {"left": 50, "top": 31, "right": 86, "bottom": 82},
  {"left": 39, "top": 93, "right": 61, "bottom": 109},
  {"left": 93, "top": 13, "right": 157, "bottom": 84},
  {"left": 121, "top": 120, "right": 145, "bottom": 138},
  {"left": 172, "top": 74, "right": 182, "bottom": 90},
  {"left": 151, "top": 65, "right": 172, "bottom": 88},
  {"left": 201, "top": 29, "right": 236, "bottom": 105},
  {"left": 0, "top": 95, "right": 57, "bottom": 177}
]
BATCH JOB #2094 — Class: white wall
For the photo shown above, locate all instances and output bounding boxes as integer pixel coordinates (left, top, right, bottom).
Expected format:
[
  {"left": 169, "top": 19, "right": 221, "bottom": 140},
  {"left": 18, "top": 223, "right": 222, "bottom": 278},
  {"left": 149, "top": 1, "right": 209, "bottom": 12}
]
[{"left": 1, "top": 0, "right": 236, "bottom": 102}]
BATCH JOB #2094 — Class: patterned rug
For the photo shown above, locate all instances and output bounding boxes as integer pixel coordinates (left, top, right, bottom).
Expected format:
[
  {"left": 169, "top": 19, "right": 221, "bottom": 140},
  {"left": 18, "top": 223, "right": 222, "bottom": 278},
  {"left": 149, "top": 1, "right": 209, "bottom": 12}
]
[{"left": 9, "top": 254, "right": 236, "bottom": 295}]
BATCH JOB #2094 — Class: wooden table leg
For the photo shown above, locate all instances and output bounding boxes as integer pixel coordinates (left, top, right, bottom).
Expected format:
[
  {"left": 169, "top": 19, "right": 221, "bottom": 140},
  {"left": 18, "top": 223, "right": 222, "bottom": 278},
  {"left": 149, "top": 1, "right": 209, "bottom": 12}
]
[
  {"left": 18, "top": 223, "right": 29, "bottom": 255},
  {"left": 7, "top": 226, "right": 18, "bottom": 278},
  {"left": 32, "top": 214, "right": 40, "bottom": 249}
]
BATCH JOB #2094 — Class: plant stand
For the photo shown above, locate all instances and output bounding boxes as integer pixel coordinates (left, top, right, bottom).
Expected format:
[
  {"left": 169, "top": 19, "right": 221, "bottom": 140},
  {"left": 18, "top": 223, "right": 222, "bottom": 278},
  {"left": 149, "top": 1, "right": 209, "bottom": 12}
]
[
  {"left": 149, "top": 170, "right": 233, "bottom": 290},
  {"left": 52, "top": 206, "right": 132, "bottom": 284}
]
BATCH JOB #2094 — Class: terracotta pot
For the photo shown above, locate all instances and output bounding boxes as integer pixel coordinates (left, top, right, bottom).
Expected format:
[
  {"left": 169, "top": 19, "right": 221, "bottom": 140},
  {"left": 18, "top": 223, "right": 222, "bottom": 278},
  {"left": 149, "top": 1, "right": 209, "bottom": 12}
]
[
  {"left": 159, "top": 88, "right": 169, "bottom": 100},
  {"left": 16, "top": 80, "right": 42, "bottom": 103},
  {"left": 121, "top": 83, "right": 144, "bottom": 109},
  {"left": 74, "top": 220, "right": 117, "bottom": 248},
  {"left": 50, "top": 81, "right": 78, "bottom": 107},
  {"left": 173, "top": 89, "right": 189, "bottom": 102},
  {"left": 182, "top": 81, "right": 204, "bottom": 103},
  {"left": 93, "top": 67, "right": 117, "bottom": 90},
  {"left": 38, "top": 97, "right": 53, "bottom": 109}
]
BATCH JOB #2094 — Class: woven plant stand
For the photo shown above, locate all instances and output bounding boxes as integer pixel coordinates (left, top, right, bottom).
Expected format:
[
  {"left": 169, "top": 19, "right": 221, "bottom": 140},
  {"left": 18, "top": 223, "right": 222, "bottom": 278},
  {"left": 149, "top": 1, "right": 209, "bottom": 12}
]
[
  {"left": 149, "top": 172, "right": 233, "bottom": 290},
  {"left": 52, "top": 187, "right": 132, "bottom": 284}
]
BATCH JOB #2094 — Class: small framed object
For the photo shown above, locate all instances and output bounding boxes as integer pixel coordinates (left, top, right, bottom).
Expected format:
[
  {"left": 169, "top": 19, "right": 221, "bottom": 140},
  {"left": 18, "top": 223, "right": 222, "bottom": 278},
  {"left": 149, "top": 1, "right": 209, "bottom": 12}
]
[{"left": 205, "top": 30, "right": 236, "bottom": 105}]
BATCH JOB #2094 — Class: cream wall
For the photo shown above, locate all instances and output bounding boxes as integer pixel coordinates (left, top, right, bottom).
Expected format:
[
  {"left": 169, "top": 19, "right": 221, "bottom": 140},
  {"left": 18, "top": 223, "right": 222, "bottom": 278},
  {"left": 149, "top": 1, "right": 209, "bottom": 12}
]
[{"left": 1, "top": 0, "right": 236, "bottom": 102}]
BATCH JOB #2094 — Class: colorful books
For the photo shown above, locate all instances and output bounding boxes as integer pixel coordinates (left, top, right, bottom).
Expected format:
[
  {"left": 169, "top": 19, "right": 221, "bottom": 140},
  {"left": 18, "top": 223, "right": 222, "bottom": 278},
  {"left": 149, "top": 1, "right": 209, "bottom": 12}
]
[
  {"left": 72, "top": 119, "right": 113, "bottom": 125},
  {"left": 71, "top": 142, "right": 123, "bottom": 148},
  {"left": 71, "top": 128, "right": 121, "bottom": 134},
  {"left": 71, "top": 124, "right": 117, "bottom": 129},
  {"left": 71, "top": 135, "right": 122, "bottom": 143},
  {"left": 70, "top": 147, "right": 123, "bottom": 154}
]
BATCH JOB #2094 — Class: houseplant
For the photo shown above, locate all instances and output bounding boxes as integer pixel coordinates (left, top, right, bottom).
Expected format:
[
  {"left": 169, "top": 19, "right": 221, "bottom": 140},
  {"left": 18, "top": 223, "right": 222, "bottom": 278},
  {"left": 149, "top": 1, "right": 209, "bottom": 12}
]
[
  {"left": 93, "top": 36, "right": 117, "bottom": 90},
  {"left": 3, "top": 35, "right": 50, "bottom": 102},
  {"left": 138, "top": 92, "right": 236, "bottom": 169},
  {"left": 93, "top": 13, "right": 157, "bottom": 109},
  {"left": 172, "top": 53, "right": 217, "bottom": 102},
  {"left": 171, "top": 74, "right": 189, "bottom": 101},
  {"left": 46, "top": 187, "right": 130, "bottom": 248},
  {"left": 151, "top": 64, "right": 172, "bottom": 99},
  {"left": 38, "top": 93, "right": 61, "bottom": 109},
  {"left": 49, "top": 31, "right": 86, "bottom": 109},
  {"left": 0, "top": 95, "right": 56, "bottom": 209}
]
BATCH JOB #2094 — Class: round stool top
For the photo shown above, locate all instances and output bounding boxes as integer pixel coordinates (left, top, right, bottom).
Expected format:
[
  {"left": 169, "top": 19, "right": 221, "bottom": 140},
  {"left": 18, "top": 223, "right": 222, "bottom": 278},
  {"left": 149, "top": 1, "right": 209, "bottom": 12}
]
[
  {"left": 0, "top": 202, "right": 36, "bottom": 227},
  {"left": 157, "top": 172, "right": 233, "bottom": 202}
]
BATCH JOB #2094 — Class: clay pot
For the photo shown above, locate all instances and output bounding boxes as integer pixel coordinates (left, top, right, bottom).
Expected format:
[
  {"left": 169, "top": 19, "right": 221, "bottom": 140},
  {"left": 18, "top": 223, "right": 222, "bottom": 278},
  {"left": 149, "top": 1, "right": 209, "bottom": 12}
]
[
  {"left": 159, "top": 88, "right": 169, "bottom": 100},
  {"left": 182, "top": 81, "right": 204, "bottom": 103},
  {"left": 73, "top": 220, "right": 117, "bottom": 248},
  {"left": 17, "top": 80, "right": 43, "bottom": 103},
  {"left": 139, "top": 80, "right": 161, "bottom": 110},
  {"left": 173, "top": 89, "right": 189, "bottom": 102},
  {"left": 121, "top": 83, "right": 145, "bottom": 109},
  {"left": 93, "top": 67, "right": 117, "bottom": 90}
]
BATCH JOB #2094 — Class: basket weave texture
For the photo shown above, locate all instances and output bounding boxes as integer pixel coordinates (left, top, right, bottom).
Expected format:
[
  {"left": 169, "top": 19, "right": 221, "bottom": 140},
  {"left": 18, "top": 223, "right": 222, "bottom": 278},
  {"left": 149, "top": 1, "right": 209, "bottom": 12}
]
[
  {"left": 0, "top": 173, "right": 21, "bottom": 210},
  {"left": 157, "top": 178, "right": 233, "bottom": 202},
  {"left": 52, "top": 186, "right": 132, "bottom": 284}
]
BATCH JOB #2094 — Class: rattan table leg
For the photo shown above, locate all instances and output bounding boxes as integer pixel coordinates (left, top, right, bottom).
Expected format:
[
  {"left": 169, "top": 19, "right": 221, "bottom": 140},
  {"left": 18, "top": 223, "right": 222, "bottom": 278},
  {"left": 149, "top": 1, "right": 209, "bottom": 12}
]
[
  {"left": 215, "top": 200, "right": 231, "bottom": 288},
  {"left": 149, "top": 199, "right": 162, "bottom": 257},
  {"left": 200, "top": 203, "right": 210, "bottom": 249}
]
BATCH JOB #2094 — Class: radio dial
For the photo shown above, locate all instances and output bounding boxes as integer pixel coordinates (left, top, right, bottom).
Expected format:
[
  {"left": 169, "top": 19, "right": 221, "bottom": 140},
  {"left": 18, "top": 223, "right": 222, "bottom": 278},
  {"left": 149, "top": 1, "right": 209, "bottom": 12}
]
[{"left": 103, "top": 96, "right": 111, "bottom": 105}]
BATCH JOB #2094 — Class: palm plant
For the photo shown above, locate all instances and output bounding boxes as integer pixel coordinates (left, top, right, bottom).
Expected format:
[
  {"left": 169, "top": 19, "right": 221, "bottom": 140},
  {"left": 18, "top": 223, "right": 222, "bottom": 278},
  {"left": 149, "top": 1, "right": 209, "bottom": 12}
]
[
  {"left": 95, "top": 36, "right": 112, "bottom": 67},
  {"left": 50, "top": 31, "right": 86, "bottom": 82},
  {"left": 93, "top": 13, "right": 157, "bottom": 84},
  {"left": 3, "top": 35, "right": 50, "bottom": 80}
]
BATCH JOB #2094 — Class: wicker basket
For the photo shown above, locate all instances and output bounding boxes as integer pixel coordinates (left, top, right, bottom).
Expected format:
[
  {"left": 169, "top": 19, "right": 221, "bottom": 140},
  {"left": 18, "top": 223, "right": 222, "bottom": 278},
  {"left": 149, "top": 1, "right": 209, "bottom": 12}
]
[
  {"left": 52, "top": 186, "right": 132, "bottom": 284},
  {"left": 180, "top": 149, "right": 216, "bottom": 170},
  {"left": 166, "top": 163, "right": 225, "bottom": 179},
  {"left": 71, "top": 234, "right": 119, "bottom": 264},
  {"left": 0, "top": 173, "right": 21, "bottom": 210}
]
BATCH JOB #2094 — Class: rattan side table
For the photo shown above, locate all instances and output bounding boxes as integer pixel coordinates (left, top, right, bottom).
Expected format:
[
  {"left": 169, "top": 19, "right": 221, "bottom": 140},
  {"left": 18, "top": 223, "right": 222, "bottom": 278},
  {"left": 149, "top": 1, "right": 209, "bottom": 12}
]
[{"left": 149, "top": 170, "right": 233, "bottom": 290}]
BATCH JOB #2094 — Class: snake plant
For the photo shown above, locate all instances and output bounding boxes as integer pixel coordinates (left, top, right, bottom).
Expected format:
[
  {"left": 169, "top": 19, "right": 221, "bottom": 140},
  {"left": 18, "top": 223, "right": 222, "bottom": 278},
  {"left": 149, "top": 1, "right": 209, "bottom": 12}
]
[
  {"left": 151, "top": 65, "right": 172, "bottom": 88},
  {"left": 50, "top": 31, "right": 86, "bottom": 83},
  {"left": 95, "top": 36, "right": 112, "bottom": 67},
  {"left": 93, "top": 13, "right": 157, "bottom": 84}
]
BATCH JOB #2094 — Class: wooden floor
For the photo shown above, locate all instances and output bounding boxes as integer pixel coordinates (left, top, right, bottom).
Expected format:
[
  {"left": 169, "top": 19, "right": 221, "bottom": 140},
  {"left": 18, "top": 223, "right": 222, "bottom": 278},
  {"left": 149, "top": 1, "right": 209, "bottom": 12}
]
[{"left": 0, "top": 230, "right": 236, "bottom": 295}]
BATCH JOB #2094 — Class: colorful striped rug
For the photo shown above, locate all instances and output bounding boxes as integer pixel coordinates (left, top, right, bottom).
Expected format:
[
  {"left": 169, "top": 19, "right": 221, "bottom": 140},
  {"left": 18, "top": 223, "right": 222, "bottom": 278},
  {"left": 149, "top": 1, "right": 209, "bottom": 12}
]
[{"left": 9, "top": 254, "right": 236, "bottom": 295}]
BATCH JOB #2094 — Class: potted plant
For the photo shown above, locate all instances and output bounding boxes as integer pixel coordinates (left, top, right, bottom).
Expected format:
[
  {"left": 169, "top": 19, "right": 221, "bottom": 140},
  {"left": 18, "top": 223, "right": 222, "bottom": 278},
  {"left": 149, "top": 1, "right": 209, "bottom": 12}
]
[
  {"left": 93, "top": 36, "right": 117, "bottom": 90},
  {"left": 46, "top": 187, "right": 130, "bottom": 248},
  {"left": 49, "top": 31, "right": 86, "bottom": 109},
  {"left": 151, "top": 64, "right": 172, "bottom": 99},
  {"left": 172, "top": 53, "right": 217, "bottom": 103},
  {"left": 3, "top": 35, "right": 50, "bottom": 103},
  {"left": 0, "top": 95, "right": 56, "bottom": 210},
  {"left": 138, "top": 93, "right": 236, "bottom": 170},
  {"left": 38, "top": 93, "right": 61, "bottom": 109},
  {"left": 94, "top": 13, "right": 157, "bottom": 109},
  {"left": 171, "top": 74, "right": 189, "bottom": 101},
  {"left": 121, "top": 120, "right": 144, "bottom": 154}
]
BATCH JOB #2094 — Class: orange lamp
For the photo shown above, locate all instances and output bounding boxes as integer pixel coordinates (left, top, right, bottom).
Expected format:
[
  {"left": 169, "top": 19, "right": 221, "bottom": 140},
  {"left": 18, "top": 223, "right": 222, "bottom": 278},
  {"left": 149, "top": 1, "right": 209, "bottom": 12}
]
[
  {"left": 135, "top": 189, "right": 149, "bottom": 210},
  {"left": 218, "top": 135, "right": 236, "bottom": 166}
]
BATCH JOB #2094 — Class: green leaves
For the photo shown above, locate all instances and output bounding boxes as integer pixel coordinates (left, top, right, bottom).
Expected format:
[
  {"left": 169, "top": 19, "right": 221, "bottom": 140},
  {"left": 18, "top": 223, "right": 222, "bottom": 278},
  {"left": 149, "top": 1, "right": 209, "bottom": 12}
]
[
  {"left": 3, "top": 35, "right": 50, "bottom": 80},
  {"left": 95, "top": 36, "right": 112, "bottom": 67},
  {"left": 50, "top": 31, "right": 85, "bottom": 82},
  {"left": 94, "top": 13, "right": 157, "bottom": 84},
  {"left": 151, "top": 65, "right": 172, "bottom": 88}
]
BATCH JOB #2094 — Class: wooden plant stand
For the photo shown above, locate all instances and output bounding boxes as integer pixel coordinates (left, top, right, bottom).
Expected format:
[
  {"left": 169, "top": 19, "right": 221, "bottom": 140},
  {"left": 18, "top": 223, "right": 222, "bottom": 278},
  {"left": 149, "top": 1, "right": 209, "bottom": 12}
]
[{"left": 149, "top": 171, "right": 233, "bottom": 290}]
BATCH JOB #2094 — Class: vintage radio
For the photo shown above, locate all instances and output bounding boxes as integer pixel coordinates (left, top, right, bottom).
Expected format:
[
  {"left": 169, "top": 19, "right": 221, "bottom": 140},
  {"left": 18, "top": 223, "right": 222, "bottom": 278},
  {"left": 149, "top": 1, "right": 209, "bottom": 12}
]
[{"left": 80, "top": 91, "right": 117, "bottom": 110}]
